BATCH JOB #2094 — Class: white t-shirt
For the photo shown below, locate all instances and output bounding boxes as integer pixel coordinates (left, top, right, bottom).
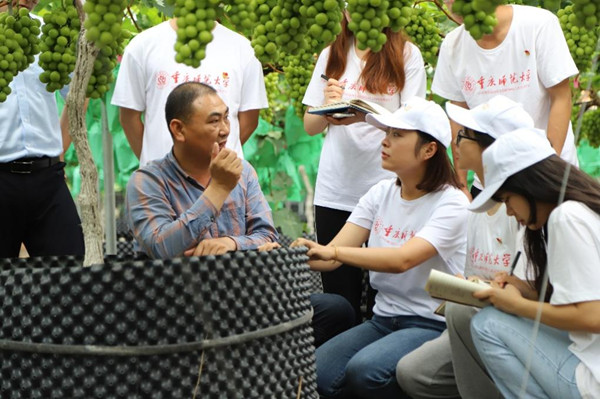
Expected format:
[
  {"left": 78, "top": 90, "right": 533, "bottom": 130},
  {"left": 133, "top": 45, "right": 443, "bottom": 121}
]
[
  {"left": 546, "top": 201, "right": 600, "bottom": 396},
  {"left": 348, "top": 179, "right": 469, "bottom": 320},
  {"left": 465, "top": 204, "right": 521, "bottom": 279},
  {"left": 303, "top": 42, "right": 426, "bottom": 212},
  {"left": 111, "top": 21, "right": 267, "bottom": 166},
  {"left": 432, "top": 5, "right": 579, "bottom": 188}
]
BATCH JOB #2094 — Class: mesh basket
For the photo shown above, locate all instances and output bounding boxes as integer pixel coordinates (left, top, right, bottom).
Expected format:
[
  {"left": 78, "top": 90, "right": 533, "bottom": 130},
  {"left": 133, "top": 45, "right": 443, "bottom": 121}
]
[{"left": 0, "top": 248, "right": 317, "bottom": 398}]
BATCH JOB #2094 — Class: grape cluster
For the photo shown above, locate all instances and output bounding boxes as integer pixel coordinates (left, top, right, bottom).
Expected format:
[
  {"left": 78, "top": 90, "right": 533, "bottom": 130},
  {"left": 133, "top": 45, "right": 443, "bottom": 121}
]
[
  {"left": 449, "top": 0, "right": 503, "bottom": 40},
  {"left": 38, "top": 5, "right": 80, "bottom": 92},
  {"left": 250, "top": 0, "right": 278, "bottom": 63},
  {"left": 225, "top": 0, "right": 253, "bottom": 34},
  {"left": 346, "top": 0, "right": 390, "bottom": 52},
  {"left": 571, "top": 0, "right": 599, "bottom": 30},
  {"left": 404, "top": 4, "right": 442, "bottom": 66},
  {"left": 169, "top": 0, "right": 217, "bottom": 68},
  {"left": 282, "top": 50, "right": 314, "bottom": 118},
  {"left": 558, "top": 5, "right": 599, "bottom": 72},
  {"left": 83, "top": 0, "right": 128, "bottom": 98},
  {"left": 300, "top": 0, "right": 344, "bottom": 54},
  {"left": 388, "top": 0, "right": 413, "bottom": 32},
  {"left": 580, "top": 108, "right": 600, "bottom": 148},
  {"left": 271, "top": 0, "right": 309, "bottom": 56},
  {"left": 260, "top": 71, "right": 281, "bottom": 124},
  {"left": 0, "top": 7, "right": 40, "bottom": 102}
]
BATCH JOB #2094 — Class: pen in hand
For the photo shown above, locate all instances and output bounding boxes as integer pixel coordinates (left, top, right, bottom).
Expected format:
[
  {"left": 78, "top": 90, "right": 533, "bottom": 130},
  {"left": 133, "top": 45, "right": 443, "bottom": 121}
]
[
  {"left": 508, "top": 250, "right": 522, "bottom": 276},
  {"left": 321, "top": 73, "right": 329, "bottom": 81}
]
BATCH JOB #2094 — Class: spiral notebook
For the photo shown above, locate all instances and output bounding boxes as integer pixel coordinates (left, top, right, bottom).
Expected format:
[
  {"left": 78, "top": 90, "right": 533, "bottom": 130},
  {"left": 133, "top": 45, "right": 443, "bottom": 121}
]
[{"left": 308, "top": 99, "right": 391, "bottom": 116}]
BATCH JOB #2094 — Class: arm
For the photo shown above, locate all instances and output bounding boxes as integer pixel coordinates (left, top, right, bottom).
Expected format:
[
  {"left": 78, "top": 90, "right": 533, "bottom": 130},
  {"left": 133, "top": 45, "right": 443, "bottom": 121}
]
[
  {"left": 293, "top": 223, "right": 438, "bottom": 273},
  {"left": 545, "top": 78, "right": 572, "bottom": 156},
  {"left": 303, "top": 77, "right": 347, "bottom": 135},
  {"left": 119, "top": 107, "right": 145, "bottom": 160},
  {"left": 228, "top": 163, "right": 278, "bottom": 250},
  {"left": 474, "top": 285, "right": 600, "bottom": 333},
  {"left": 238, "top": 109, "right": 260, "bottom": 145},
  {"left": 60, "top": 105, "right": 71, "bottom": 158}
]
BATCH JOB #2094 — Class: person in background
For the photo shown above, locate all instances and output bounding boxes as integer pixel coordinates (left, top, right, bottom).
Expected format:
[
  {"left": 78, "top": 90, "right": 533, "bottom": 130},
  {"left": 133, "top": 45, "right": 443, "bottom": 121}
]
[
  {"left": 0, "top": 0, "right": 84, "bottom": 258},
  {"left": 434, "top": 1, "right": 579, "bottom": 199},
  {"left": 302, "top": 10, "right": 427, "bottom": 322},
  {"left": 112, "top": 18, "right": 267, "bottom": 167},
  {"left": 469, "top": 129, "right": 600, "bottom": 399},
  {"left": 293, "top": 97, "right": 468, "bottom": 398}
]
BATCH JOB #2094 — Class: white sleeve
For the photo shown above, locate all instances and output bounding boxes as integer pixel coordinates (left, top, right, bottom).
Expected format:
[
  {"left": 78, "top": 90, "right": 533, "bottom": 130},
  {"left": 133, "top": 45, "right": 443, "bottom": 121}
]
[
  {"left": 548, "top": 204, "right": 600, "bottom": 305},
  {"left": 416, "top": 191, "right": 469, "bottom": 263},
  {"left": 239, "top": 50, "right": 268, "bottom": 111},
  {"left": 400, "top": 43, "right": 426, "bottom": 101},
  {"left": 535, "top": 11, "right": 578, "bottom": 88},
  {"left": 111, "top": 39, "right": 147, "bottom": 111},
  {"left": 431, "top": 34, "right": 465, "bottom": 102},
  {"left": 347, "top": 182, "right": 385, "bottom": 230},
  {"left": 302, "top": 48, "right": 330, "bottom": 107}
]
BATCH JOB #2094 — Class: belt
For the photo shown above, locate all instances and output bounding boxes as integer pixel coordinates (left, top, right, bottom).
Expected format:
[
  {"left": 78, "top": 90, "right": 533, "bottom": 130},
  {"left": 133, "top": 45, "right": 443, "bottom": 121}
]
[{"left": 0, "top": 156, "right": 61, "bottom": 174}]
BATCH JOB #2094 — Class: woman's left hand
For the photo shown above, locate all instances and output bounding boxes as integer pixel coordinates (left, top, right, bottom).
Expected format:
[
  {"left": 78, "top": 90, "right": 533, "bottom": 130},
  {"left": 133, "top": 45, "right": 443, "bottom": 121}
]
[
  {"left": 473, "top": 282, "right": 525, "bottom": 314},
  {"left": 325, "top": 112, "right": 366, "bottom": 126}
]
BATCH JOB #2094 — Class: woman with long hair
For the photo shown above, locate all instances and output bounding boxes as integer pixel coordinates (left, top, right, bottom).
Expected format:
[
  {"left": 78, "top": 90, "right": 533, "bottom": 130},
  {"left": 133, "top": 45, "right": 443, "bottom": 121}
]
[
  {"left": 469, "top": 128, "right": 600, "bottom": 398},
  {"left": 293, "top": 97, "right": 467, "bottom": 398},
  {"left": 302, "top": 12, "right": 426, "bottom": 321}
]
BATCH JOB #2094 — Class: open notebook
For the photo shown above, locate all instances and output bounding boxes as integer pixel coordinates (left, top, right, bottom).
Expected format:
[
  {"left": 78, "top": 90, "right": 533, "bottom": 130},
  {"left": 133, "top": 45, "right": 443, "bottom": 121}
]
[{"left": 308, "top": 99, "right": 391, "bottom": 116}]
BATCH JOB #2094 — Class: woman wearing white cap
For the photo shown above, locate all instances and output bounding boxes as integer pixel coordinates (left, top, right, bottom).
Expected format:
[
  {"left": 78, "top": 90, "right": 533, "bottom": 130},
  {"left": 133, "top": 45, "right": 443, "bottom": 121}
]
[
  {"left": 397, "top": 95, "right": 531, "bottom": 399},
  {"left": 293, "top": 97, "right": 468, "bottom": 398},
  {"left": 468, "top": 129, "right": 600, "bottom": 399},
  {"left": 302, "top": 10, "right": 426, "bottom": 322}
]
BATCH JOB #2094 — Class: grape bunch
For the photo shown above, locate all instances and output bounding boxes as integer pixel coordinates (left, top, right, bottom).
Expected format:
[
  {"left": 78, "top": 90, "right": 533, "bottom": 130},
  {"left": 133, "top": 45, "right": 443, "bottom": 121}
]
[
  {"left": 571, "top": 0, "right": 599, "bottom": 30},
  {"left": 250, "top": 0, "right": 278, "bottom": 63},
  {"left": 169, "top": 0, "right": 217, "bottom": 68},
  {"left": 346, "top": 0, "right": 390, "bottom": 52},
  {"left": 404, "top": 4, "right": 442, "bottom": 66},
  {"left": 580, "top": 107, "right": 600, "bottom": 148},
  {"left": 282, "top": 50, "right": 314, "bottom": 118},
  {"left": 449, "top": 0, "right": 504, "bottom": 40},
  {"left": 0, "top": 7, "right": 41, "bottom": 102},
  {"left": 558, "top": 5, "right": 599, "bottom": 72},
  {"left": 260, "top": 71, "right": 282, "bottom": 124},
  {"left": 388, "top": 0, "right": 413, "bottom": 32},
  {"left": 300, "top": 0, "right": 344, "bottom": 54},
  {"left": 83, "top": 0, "right": 128, "bottom": 98},
  {"left": 271, "top": 0, "right": 309, "bottom": 56},
  {"left": 225, "top": 0, "right": 253, "bottom": 34},
  {"left": 38, "top": 5, "right": 80, "bottom": 92}
]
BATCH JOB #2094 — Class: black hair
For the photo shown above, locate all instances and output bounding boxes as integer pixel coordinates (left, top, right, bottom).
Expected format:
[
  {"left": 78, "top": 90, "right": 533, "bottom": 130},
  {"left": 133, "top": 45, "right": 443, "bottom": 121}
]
[
  {"left": 412, "top": 131, "right": 462, "bottom": 192},
  {"left": 493, "top": 155, "right": 600, "bottom": 301},
  {"left": 165, "top": 82, "right": 217, "bottom": 135},
  {"left": 464, "top": 127, "right": 495, "bottom": 149}
]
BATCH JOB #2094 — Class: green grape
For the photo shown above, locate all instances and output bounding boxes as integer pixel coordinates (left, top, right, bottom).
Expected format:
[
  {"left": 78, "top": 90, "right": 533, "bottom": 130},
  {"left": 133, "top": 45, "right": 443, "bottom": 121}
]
[
  {"left": 250, "top": 0, "right": 279, "bottom": 63},
  {"left": 388, "top": 0, "right": 412, "bottom": 32},
  {"left": 260, "top": 71, "right": 281, "bottom": 124},
  {"left": 0, "top": 7, "right": 40, "bottom": 102},
  {"left": 168, "top": 0, "right": 218, "bottom": 68},
  {"left": 558, "top": 5, "right": 599, "bottom": 72},
  {"left": 39, "top": 4, "right": 80, "bottom": 92},
  {"left": 282, "top": 49, "right": 314, "bottom": 118},
  {"left": 300, "top": 0, "right": 344, "bottom": 54},
  {"left": 225, "top": 0, "right": 254, "bottom": 34},
  {"left": 571, "top": 0, "right": 600, "bottom": 30},
  {"left": 346, "top": 0, "right": 390, "bottom": 52},
  {"left": 580, "top": 107, "right": 600, "bottom": 148},
  {"left": 450, "top": 0, "right": 503, "bottom": 40},
  {"left": 403, "top": 4, "right": 442, "bottom": 67}
]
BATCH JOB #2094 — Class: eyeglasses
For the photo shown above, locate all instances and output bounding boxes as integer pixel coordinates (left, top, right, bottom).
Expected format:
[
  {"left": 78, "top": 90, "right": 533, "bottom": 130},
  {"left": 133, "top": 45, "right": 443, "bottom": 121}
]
[{"left": 456, "top": 129, "right": 479, "bottom": 146}]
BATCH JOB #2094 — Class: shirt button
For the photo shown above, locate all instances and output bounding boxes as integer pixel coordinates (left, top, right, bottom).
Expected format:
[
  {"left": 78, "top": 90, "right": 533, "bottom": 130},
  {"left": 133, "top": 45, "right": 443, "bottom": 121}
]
[{"left": 210, "top": 217, "right": 215, "bottom": 222}]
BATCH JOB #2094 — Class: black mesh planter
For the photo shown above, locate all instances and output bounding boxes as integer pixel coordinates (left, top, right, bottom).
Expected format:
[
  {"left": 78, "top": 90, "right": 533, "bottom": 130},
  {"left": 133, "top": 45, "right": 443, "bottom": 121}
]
[{"left": 0, "top": 248, "right": 317, "bottom": 398}]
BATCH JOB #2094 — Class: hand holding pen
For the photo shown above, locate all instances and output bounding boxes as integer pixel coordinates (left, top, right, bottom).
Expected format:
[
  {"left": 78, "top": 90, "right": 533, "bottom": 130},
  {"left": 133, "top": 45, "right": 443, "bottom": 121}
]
[{"left": 321, "top": 74, "right": 345, "bottom": 105}]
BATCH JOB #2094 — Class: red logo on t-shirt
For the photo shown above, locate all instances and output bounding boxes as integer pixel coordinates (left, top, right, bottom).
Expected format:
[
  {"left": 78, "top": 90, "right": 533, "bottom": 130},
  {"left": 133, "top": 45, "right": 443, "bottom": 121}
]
[
  {"left": 463, "top": 76, "right": 476, "bottom": 93},
  {"left": 156, "top": 71, "right": 168, "bottom": 89}
]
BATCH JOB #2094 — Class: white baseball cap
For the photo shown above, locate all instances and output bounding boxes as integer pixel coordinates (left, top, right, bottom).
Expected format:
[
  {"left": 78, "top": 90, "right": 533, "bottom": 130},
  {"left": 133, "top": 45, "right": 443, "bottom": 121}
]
[
  {"left": 366, "top": 97, "right": 452, "bottom": 148},
  {"left": 469, "top": 127, "right": 555, "bottom": 213},
  {"left": 446, "top": 95, "right": 534, "bottom": 139}
]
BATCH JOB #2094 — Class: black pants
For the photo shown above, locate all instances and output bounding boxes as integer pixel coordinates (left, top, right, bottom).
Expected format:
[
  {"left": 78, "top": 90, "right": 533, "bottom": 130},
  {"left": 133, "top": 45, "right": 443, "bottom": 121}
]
[
  {"left": 315, "top": 205, "right": 376, "bottom": 323},
  {"left": 310, "top": 293, "right": 355, "bottom": 347},
  {"left": 0, "top": 162, "right": 85, "bottom": 258}
]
